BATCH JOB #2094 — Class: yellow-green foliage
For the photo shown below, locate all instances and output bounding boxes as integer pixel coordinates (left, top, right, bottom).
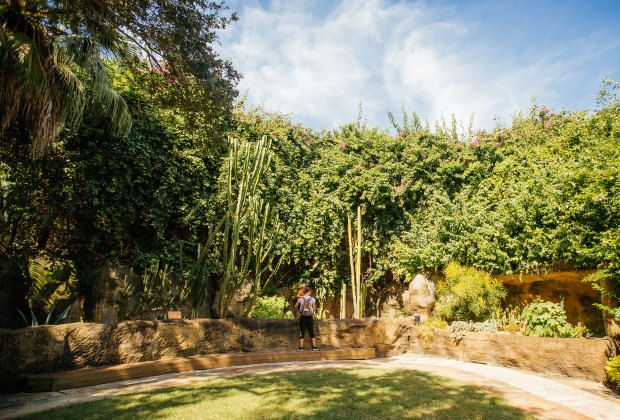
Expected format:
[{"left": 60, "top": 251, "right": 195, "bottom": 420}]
[
  {"left": 250, "top": 295, "right": 292, "bottom": 319},
  {"left": 436, "top": 262, "right": 507, "bottom": 322},
  {"left": 606, "top": 356, "right": 620, "bottom": 391},
  {"left": 493, "top": 305, "right": 525, "bottom": 333},
  {"left": 423, "top": 318, "right": 448, "bottom": 329}
]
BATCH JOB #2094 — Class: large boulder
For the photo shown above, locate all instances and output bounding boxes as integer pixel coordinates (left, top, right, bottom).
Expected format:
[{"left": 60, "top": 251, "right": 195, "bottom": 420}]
[{"left": 407, "top": 274, "right": 435, "bottom": 321}]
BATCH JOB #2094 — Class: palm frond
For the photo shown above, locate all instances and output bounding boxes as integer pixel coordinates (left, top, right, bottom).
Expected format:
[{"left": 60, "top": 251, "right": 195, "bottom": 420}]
[
  {"left": 28, "top": 257, "right": 77, "bottom": 312},
  {"left": 1, "top": 3, "right": 134, "bottom": 155}
]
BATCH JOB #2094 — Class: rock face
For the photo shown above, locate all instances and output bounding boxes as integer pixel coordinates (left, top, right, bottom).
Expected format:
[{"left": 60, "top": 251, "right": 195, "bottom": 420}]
[
  {"left": 498, "top": 270, "right": 604, "bottom": 332},
  {"left": 407, "top": 274, "right": 436, "bottom": 321}
]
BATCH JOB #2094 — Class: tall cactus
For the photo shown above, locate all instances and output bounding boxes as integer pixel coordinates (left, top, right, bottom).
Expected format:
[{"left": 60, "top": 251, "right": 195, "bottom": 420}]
[
  {"left": 339, "top": 280, "right": 347, "bottom": 319},
  {"left": 215, "top": 136, "right": 280, "bottom": 318},
  {"left": 347, "top": 205, "right": 364, "bottom": 318},
  {"left": 191, "top": 136, "right": 280, "bottom": 318}
]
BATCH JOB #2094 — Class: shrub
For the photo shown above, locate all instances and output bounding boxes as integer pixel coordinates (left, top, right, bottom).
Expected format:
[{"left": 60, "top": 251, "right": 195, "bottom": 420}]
[
  {"left": 448, "top": 320, "right": 499, "bottom": 342},
  {"left": 493, "top": 305, "right": 525, "bottom": 333},
  {"left": 435, "top": 262, "right": 507, "bottom": 322},
  {"left": 501, "top": 323, "right": 522, "bottom": 334},
  {"left": 521, "top": 299, "right": 590, "bottom": 338},
  {"left": 423, "top": 318, "right": 448, "bottom": 329},
  {"left": 250, "top": 295, "right": 292, "bottom": 319},
  {"left": 606, "top": 356, "right": 620, "bottom": 392},
  {"left": 448, "top": 320, "right": 499, "bottom": 334}
]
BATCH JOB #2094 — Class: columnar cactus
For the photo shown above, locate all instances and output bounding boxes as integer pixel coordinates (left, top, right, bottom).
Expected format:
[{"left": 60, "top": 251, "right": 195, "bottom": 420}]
[{"left": 347, "top": 205, "right": 363, "bottom": 318}]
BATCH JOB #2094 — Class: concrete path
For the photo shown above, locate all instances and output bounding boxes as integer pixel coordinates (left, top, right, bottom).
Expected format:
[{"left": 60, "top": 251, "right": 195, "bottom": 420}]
[{"left": 1, "top": 353, "right": 619, "bottom": 419}]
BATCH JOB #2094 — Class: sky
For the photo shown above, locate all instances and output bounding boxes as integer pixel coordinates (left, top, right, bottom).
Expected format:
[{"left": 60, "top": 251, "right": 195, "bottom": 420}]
[{"left": 218, "top": 0, "right": 620, "bottom": 132}]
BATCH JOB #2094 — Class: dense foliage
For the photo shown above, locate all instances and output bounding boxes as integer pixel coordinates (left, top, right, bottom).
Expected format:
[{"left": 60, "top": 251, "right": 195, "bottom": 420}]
[
  {"left": 0, "top": 0, "right": 238, "bottom": 154},
  {"left": 1, "top": 1, "right": 619, "bottom": 328},
  {"left": 0, "top": 2, "right": 239, "bottom": 326}
]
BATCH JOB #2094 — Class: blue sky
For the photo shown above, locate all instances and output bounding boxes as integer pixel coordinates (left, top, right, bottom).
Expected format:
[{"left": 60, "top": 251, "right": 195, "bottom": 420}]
[{"left": 218, "top": 0, "right": 620, "bottom": 131}]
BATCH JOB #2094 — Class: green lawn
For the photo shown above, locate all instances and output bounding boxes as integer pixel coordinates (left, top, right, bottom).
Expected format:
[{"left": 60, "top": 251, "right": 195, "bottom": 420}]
[{"left": 26, "top": 369, "right": 532, "bottom": 419}]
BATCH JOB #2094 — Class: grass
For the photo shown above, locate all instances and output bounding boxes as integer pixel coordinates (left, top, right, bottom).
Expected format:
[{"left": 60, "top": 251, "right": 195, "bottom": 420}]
[{"left": 24, "top": 369, "right": 532, "bottom": 419}]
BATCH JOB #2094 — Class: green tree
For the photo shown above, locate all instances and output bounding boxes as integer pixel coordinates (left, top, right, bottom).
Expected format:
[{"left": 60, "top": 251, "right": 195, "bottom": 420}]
[{"left": 0, "top": 0, "right": 239, "bottom": 154}]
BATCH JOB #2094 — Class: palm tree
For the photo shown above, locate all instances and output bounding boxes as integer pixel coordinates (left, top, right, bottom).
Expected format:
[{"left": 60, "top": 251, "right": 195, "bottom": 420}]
[
  {"left": 0, "top": 0, "right": 133, "bottom": 155},
  {"left": 1, "top": 0, "right": 239, "bottom": 157}
]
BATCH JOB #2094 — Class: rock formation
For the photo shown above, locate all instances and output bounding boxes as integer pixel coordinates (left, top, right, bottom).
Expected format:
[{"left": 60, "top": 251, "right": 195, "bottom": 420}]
[{"left": 407, "top": 274, "right": 436, "bottom": 321}]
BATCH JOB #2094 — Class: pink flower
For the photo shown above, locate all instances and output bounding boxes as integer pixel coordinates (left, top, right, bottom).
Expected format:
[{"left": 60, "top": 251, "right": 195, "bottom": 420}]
[
  {"left": 493, "top": 142, "right": 500, "bottom": 147},
  {"left": 539, "top": 106, "right": 550, "bottom": 114},
  {"left": 593, "top": 194, "right": 606, "bottom": 203},
  {"left": 395, "top": 185, "right": 404, "bottom": 196},
  {"left": 544, "top": 121, "right": 552, "bottom": 129},
  {"left": 339, "top": 142, "right": 346, "bottom": 150},
  {"left": 471, "top": 139, "right": 480, "bottom": 147}
]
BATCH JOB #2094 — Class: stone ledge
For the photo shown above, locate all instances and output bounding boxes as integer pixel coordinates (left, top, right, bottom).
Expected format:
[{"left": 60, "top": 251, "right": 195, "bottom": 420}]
[
  {"left": 409, "top": 328, "right": 617, "bottom": 382},
  {"left": 27, "top": 348, "right": 376, "bottom": 392}
]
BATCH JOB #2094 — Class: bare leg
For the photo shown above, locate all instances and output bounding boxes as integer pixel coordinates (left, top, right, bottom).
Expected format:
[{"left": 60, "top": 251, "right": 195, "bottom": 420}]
[
  {"left": 311, "top": 338, "right": 316, "bottom": 346},
  {"left": 299, "top": 338, "right": 304, "bottom": 347}
]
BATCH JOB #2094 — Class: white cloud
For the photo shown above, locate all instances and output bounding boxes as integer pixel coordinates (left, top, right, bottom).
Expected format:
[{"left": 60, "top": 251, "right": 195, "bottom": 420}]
[{"left": 218, "top": 0, "right": 617, "bottom": 131}]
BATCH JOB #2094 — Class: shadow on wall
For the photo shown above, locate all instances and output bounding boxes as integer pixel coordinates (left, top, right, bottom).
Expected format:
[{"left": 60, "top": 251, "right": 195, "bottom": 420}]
[
  {"left": 316, "top": 318, "right": 411, "bottom": 356},
  {"left": 499, "top": 270, "right": 604, "bottom": 333},
  {"left": 0, "top": 319, "right": 300, "bottom": 389}
]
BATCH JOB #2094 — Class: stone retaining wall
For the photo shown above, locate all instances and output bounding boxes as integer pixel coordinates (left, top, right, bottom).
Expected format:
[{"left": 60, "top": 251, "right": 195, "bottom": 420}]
[
  {"left": 0, "top": 318, "right": 616, "bottom": 387},
  {"left": 409, "top": 328, "right": 616, "bottom": 381}
]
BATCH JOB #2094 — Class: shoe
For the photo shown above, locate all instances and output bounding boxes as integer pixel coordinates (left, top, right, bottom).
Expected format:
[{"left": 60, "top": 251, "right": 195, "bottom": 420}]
[
  {"left": 298, "top": 346, "right": 304, "bottom": 351},
  {"left": 312, "top": 346, "right": 319, "bottom": 351}
]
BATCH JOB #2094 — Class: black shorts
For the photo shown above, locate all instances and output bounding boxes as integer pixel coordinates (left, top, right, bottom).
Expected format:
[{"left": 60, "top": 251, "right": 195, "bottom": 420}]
[{"left": 299, "top": 315, "right": 315, "bottom": 339}]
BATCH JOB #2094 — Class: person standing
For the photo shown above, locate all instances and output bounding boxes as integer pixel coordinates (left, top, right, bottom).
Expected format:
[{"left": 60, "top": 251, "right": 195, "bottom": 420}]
[{"left": 295, "top": 287, "right": 318, "bottom": 351}]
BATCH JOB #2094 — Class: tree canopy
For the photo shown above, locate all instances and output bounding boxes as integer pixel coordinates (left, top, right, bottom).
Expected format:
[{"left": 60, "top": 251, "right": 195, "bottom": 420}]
[{"left": 0, "top": 0, "right": 238, "bottom": 154}]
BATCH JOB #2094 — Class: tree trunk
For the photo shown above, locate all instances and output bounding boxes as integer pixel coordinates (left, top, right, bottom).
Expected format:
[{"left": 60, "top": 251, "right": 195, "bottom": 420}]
[
  {"left": 78, "top": 260, "right": 121, "bottom": 323},
  {"left": 0, "top": 255, "right": 29, "bottom": 328}
]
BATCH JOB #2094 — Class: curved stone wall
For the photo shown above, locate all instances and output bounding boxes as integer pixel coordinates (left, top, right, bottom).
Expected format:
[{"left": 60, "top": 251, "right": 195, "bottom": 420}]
[{"left": 0, "top": 318, "right": 616, "bottom": 387}]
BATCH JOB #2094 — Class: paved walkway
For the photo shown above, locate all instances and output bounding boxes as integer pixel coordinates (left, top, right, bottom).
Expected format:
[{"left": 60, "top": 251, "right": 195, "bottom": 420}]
[{"left": 1, "top": 353, "right": 619, "bottom": 419}]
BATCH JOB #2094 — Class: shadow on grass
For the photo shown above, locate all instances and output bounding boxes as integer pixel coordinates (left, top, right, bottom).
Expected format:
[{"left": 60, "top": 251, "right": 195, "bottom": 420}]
[{"left": 24, "top": 369, "right": 531, "bottom": 419}]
